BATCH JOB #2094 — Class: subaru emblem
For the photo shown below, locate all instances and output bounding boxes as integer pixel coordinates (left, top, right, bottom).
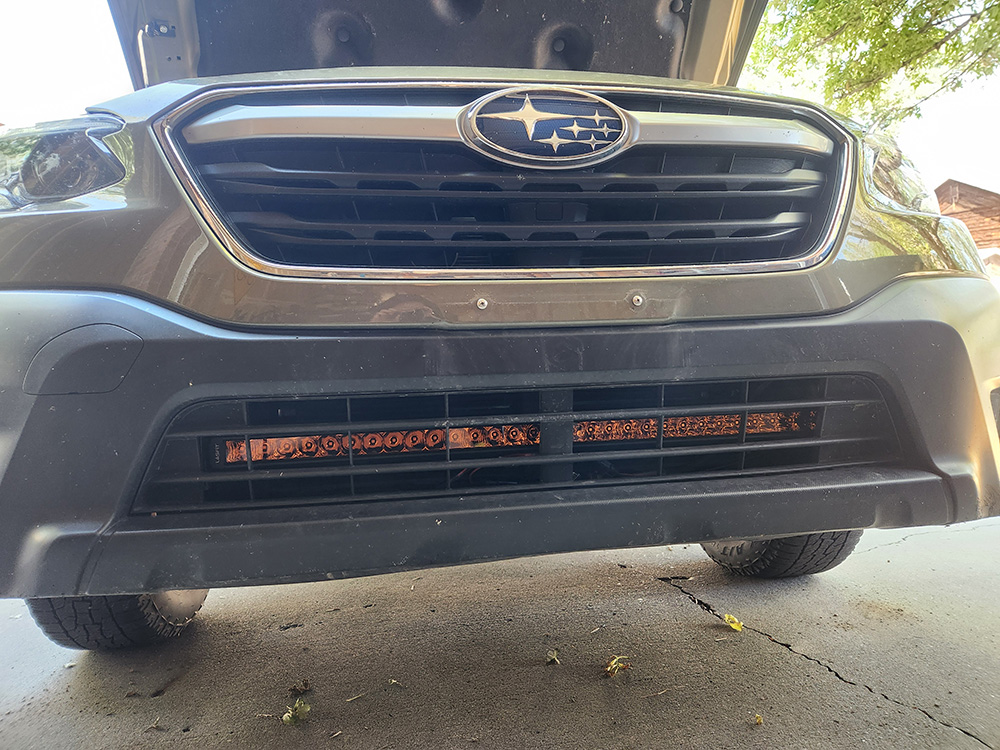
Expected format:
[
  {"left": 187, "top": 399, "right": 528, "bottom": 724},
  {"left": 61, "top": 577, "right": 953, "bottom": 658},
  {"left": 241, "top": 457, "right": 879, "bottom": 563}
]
[{"left": 459, "top": 86, "right": 631, "bottom": 169}]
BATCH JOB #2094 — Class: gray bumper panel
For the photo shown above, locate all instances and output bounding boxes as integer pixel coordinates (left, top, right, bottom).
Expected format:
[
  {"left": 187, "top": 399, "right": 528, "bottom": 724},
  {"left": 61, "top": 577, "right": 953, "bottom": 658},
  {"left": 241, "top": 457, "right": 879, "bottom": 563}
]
[{"left": 1, "top": 275, "right": 998, "bottom": 596}]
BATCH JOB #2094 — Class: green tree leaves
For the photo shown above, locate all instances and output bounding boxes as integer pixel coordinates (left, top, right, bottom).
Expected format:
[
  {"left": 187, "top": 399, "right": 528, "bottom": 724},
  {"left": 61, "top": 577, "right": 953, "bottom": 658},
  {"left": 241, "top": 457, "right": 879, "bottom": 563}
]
[{"left": 747, "top": 0, "right": 1000, "bottom": 125}]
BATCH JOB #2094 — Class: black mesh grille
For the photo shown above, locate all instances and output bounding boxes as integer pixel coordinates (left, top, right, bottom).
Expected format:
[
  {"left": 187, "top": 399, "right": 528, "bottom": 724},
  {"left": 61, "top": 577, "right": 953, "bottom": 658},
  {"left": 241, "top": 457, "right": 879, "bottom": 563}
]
[
  {"left": 174, "top": 90, "right": 844, "bottom": 272},
  {"left": 135, "top": 375, "right": 899, "bottom": 514}
]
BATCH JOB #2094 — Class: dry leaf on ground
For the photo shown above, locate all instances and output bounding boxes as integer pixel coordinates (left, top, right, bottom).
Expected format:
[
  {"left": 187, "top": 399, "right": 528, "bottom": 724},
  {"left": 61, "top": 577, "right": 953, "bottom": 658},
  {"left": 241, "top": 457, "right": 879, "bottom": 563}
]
[
  {"left": 282, "top": 698, "right": 311, "bottom": 726},
  {"left": 723, "top": 614, "right": 744, "bottom": 632},
  {"left": 288, "top": 679, "right": 311, "bottom": 696},
  {"left": 604, "top": 655, "right": 631, "bottom": 677}
]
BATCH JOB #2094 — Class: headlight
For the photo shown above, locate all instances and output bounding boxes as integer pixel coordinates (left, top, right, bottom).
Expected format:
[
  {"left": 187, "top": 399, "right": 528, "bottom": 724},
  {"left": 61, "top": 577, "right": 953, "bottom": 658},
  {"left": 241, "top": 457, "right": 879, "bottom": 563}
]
[
  {"left": 861, "top": 131, "right": 939, "bottom": 215},
  {"left": 0, "top": 115, "right": 127, "bottom": 211}
]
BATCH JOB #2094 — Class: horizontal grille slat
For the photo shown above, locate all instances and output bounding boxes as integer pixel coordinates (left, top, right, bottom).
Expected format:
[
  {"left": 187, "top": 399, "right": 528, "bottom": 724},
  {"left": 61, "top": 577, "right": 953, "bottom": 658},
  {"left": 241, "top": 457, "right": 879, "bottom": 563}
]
[
  {"left": 170, "top": 87, "right": 846, "bottom": 275},
  {"left": 198, "top": 162, "right": 828, "bottom": 193},
  {"left": 209, "top": 180, "right": 825, "bottom": 202},
  {"left": 134, "top": 376, "right": 901, "bottom": 515},
  {"left": 231, "top": 211, "right": 811, "bottom": 242},
  {"left": 241, "top": 229, "right": 804, "bottom": 249},
  {"left": 163, "top": 397, "right": 880, "bottom": 440},
  {"left": 148, "top": 435, "right": 889, "bottom": 486},
  {"left": 143, "top": 462, "right": 894, "bottom": 513}
]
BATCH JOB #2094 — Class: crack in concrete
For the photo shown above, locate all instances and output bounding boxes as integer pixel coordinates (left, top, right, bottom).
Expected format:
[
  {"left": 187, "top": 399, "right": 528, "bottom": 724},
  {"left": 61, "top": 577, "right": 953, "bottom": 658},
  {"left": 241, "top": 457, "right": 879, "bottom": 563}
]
[
  {"left": 851, "top": 529, "right": 943, "bottom": 556},
  {"left": 658, "top": 576, "right": 994, "bottom": 749},
  {"left": 854, "top": 521, "right": 993, "bottom": 557}
]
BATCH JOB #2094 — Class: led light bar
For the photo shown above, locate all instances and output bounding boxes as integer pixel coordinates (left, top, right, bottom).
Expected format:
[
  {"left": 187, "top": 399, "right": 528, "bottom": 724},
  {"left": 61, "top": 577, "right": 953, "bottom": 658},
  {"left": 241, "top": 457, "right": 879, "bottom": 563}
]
[
  {"left": 225, "top": 424, "right": 541, "bottom": 464},
  {"left": 216, "top": 410, "right": 816, "bottom": 468},
  {"left": 664, "top": 414, "right": 742, "bottom": 438},
  {"left": 746, "top": 411, "right": 812, "bottom": 434},
  {"left": 574, "top": 418, "right": 660, "bottom": 442}
]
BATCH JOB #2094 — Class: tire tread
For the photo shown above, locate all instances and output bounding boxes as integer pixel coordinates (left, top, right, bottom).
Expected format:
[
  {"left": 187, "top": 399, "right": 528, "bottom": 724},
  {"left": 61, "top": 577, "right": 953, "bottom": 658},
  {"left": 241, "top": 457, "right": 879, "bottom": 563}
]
[
  {"left": 26, "top": 594, "right": 203, "bottom": 650},
  {"left": 702, "top": 530, "right": 863, "bottom": 578}
]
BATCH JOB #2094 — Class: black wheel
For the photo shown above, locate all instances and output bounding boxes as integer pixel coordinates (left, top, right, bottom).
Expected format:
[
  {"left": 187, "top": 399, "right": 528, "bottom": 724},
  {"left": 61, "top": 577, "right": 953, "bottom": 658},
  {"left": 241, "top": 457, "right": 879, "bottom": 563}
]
[
  {"left": 26, "top": 590, "right": 209, "bottom": 650},
  {"left": 701, "top": 530, "right": 863, "bottom": 578}
]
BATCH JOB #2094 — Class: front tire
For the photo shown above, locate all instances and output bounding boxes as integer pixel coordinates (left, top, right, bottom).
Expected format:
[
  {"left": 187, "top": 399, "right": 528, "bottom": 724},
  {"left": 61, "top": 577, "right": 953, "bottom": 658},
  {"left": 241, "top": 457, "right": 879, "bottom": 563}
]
[
  {"left": 701, "top": 530, "right": 863, "bottom": 578},
  {"left": 26, "top": 590, "right": 209, "bottom": 650}
]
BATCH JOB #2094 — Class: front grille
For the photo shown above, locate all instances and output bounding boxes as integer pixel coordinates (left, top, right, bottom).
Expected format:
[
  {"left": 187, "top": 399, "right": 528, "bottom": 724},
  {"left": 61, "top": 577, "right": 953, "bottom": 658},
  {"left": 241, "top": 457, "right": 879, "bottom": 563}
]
[
  {"left": 169, "top": 87, "right": 847, "bottom": 276},
  {"left": 135, "top": 375, "right": 899, "bottom": 514}
]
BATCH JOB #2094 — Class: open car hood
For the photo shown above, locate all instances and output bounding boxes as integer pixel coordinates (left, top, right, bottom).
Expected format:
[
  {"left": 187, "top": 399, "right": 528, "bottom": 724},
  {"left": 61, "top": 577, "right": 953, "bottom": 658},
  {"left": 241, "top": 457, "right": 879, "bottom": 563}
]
[{"left": 107, "top": 0, "right": 767, "bottom": 89}]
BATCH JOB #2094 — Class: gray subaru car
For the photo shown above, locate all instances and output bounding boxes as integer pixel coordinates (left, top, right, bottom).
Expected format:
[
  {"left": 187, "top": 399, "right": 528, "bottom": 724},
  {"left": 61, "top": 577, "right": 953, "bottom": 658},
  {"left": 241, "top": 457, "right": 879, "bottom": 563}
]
[{"left": 2, "top": 0, "right": 998, "bottom": 650}]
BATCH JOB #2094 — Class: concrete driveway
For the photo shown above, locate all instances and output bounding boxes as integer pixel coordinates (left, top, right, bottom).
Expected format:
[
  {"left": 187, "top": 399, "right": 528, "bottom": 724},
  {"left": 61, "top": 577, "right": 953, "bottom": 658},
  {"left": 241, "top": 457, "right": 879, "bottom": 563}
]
[{"left": 1, "top": 519, "right": 998, "bottom": 749}]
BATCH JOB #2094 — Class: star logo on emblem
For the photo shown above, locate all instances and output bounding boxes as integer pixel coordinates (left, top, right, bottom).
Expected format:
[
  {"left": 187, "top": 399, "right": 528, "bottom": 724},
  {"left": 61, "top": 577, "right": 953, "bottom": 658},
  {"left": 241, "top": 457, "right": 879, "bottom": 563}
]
[
  {"left": 536, "top": 131, "right": 576, "bottom": 153},
  {"left": 589, "top": 110, "right": 618, "bottom": 127},
  {"left": 562, "top": 120, "right": 589, "bottom": 138},
  {"left": 478, "top": 95, "right": 568, "bottom": 139}
]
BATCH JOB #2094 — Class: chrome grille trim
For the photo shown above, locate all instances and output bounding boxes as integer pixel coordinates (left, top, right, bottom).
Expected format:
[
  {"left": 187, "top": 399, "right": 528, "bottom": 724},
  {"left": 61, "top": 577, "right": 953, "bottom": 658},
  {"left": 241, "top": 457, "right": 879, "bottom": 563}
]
[
  {"left": 154, "top": 80, "right": 855, "bottom": 281},
  {"left": 181, "top": 102, "right": 835, "bottom": 157},
  {"left": 183, "top": 104, "right": 469, "bottom": 145}
]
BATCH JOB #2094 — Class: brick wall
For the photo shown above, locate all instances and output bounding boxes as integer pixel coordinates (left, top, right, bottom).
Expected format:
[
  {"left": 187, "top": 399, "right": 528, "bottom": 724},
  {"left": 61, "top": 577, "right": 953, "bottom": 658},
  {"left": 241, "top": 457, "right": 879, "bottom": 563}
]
[{"left": 936, "top": 179, "right": 1000, "bottom": 249}]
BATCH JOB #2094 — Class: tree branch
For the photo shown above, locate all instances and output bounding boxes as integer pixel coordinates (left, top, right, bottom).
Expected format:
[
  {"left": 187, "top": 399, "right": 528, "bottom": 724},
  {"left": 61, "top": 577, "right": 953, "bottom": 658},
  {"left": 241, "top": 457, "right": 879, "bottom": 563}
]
[
  {"left": 872, "top": 44, "right": 998, "bottom": 127},
  {"left": 843, "top": 11, "right": 982, "bottom": 97},
  {"left": 925, "top": 7, "right": 992, "bottom": 29},
  {"left": 918, "top": 1, "right": 998, "bottom": 32},
  {"left": 817, "top": 22, "right": 850, "bottom": 45}
]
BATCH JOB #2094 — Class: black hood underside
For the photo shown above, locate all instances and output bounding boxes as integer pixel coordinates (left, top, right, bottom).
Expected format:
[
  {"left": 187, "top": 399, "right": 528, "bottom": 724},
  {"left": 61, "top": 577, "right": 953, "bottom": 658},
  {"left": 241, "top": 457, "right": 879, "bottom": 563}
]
[{"left": 108, "top": 0, "right": 767, "bottom": 89}]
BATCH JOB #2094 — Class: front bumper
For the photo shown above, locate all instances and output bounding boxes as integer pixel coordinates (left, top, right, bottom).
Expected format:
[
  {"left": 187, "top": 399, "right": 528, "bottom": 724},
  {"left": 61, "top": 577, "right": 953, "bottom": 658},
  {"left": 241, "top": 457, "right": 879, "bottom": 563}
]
[{"left": 1, "top": 274, "right": 999, "bottom": 597}]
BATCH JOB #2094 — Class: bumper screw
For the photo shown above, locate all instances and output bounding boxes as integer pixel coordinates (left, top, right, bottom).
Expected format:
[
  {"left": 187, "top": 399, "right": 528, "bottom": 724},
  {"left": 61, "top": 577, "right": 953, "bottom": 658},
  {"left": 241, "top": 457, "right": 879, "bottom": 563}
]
[
  {"left": 631, "top": 294, "right": 644, "bottom": 307},
  {"left": 476, "top": 298, "right": 489, "bottom": 310}
]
